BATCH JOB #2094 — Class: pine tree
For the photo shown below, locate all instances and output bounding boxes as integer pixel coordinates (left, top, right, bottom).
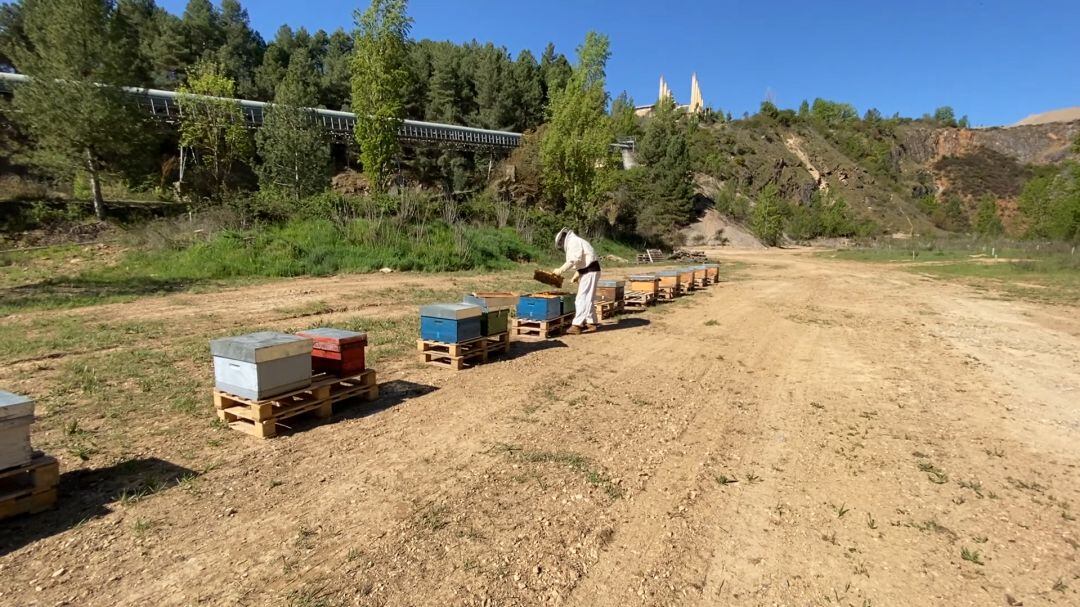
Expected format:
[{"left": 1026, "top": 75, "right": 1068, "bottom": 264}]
[
  {"left": 216, "top": 0, "right": 264, "bottom": 99},
  {"left": 351, "top": 0, "right": 412, "bottom": 191},
  {"left": 508, "top": 50, "right": 543, "bottom": 132},
  {"left": 10, "top": 0, "right": 149, "bottom": 220},
  {"left": 322, "top": 28, "right": 354, "bottom": 110},
  {"left": 256, "top": 49, "right": 331, "bottom": 203},
  {"left": 539, "top": 42, "right": 571, "bottom": 101},
  {"left": 540, "top": 31, "right": 614, "bottom": 231},
  {"left": 180, "top": 0, "right": 222, "bottom": 66}
]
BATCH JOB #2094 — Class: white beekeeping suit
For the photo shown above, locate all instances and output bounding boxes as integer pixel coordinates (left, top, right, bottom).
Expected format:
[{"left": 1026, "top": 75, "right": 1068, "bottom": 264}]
[{"left": 552, "top": 228, "right": 600, "bottom": 333}]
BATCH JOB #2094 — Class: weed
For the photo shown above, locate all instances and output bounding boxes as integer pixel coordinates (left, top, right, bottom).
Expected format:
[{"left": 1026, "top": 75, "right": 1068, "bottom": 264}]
[
  {"left": 985, "top": 447, "right": 1005, "bottom": 458},
  {"left": 294, "top": 525, "right": 317, "bottom": 549},
  {"left": 960, "top": 547, "right": 984, "bottom": 565},
  {"left": 834, "top": 503, "right": 850, "bottom": 518},
  {"left": 918, "top": 461, "right": 949, "bottom": 484},
  {"left": 346, "top": 548, "right": 364, "bottom": 562},
  {"left": 1063, "top": 511, "right": 1076, "bottom": 522},
  {"left": 268, "top": 479, "right": 284, "bottom": 489},
  {"left": 704, "top": 319, "right": 719, "bottom": 326},
  {"left": 810, "top": 402, "right": 825, "bottom": 410},
  {"left": 853, "top": 563, "right": 869, "bottom": 577},
  {"left": 1052, "top": 578, "right": 1068, "bottom": 593},
  {"left": 131, "top": 518, "right": 158, "bottom": 536},
  {"left": 822, "top": 531, "right": 838, "bottom": 545},
  {"left": 973, "top": 536, "right": 988, "bottom": 544},
  {"left": 418, "top": 504, "right": 450, "bottom": 531},
  {"left": 745, "top": 472, "right": 762, "bottom": 484},
  {"left": 866, "top": 513, "right": 877, "bottom": 529},
  {"left": 1007, "top": 477, "right": 1046, "bottom": 492},
  {"left": 715, "top": 474, "right": 738, "bottom": 486},
  {"left": 958, "top": 479, "right": 984, "bottom": 497}
]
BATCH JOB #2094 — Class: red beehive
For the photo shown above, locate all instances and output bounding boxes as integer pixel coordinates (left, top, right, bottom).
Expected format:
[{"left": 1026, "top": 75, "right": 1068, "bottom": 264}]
[{"left": 295, "top": 328, "right": 368, "bottom": 377}]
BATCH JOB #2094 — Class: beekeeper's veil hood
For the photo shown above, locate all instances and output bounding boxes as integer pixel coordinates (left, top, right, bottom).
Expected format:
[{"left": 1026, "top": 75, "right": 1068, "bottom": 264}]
[{"left": 555, "top": 228, "right": 570, "bottom": 250}]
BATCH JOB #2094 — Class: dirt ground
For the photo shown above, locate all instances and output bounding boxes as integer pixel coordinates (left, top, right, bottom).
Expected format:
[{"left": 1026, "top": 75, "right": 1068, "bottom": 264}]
[{"left": 1, "top": 249, "right": 1078, "bottom": 606}]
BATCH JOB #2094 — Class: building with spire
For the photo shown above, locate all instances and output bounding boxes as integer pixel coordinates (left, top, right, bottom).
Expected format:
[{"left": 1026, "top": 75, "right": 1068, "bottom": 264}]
[{"left": 635, "top": 73, "right": 706, "bottom": 117}]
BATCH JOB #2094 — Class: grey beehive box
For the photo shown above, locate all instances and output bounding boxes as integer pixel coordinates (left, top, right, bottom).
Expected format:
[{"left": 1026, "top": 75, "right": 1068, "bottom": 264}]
[
  {"left": 210, "top": 332, "right": 313, "bottom": 401},
  {"left": 0, "top": 391, "right": 34, "bottom": 471},
  {"left": 419, "top": 303, "right": 483, "bottom": 320}
]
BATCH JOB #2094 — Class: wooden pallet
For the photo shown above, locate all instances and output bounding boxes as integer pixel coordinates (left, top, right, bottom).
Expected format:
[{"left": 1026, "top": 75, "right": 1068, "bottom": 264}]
[
  {"left": 593, "top": 299, "right": 624, "bottom": 321},
  {"left": 214, "top": 369, "right": 379, "bottom": 438},
  {"left": 657, "top": 286, "right": 678, "bottom": 301},
  {"left": 0, "top": 454, "right": 59, "bottom": 521},
  {"left": 511, "top": 313, "right": 573, "bottom": 341},
  {"left": 623, "top": 291, "right": 657, "bottom": 312},
  {"left": 417, "top": 332, "right": 510, "bottom": 370}
]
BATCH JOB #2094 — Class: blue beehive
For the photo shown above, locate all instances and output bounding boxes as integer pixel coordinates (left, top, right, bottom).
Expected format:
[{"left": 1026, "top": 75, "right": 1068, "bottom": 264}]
[
  {"left": 420, "top": 303, "right": 483, "bottom": 343},
  {"left": 517, "top": 295, "right": 562, "bottom": 321}
]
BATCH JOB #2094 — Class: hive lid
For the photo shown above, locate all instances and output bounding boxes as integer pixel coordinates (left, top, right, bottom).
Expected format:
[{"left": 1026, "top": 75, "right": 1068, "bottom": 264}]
[
  {"left": 420, "top": 303, "right": 483, "bottom": 320},
  {"left": 628, "top": 274, "right": 659, "bottom": 281},
  {"left": 210, "top": 332, "right": 313, "bottom": 363},
  {"left": 657, "top": 270, "right": 680, "bottom": 276},
  {"left": 463, "top": 294, "right": 513, "bottom": 312},
  {"left": 598, "top": 279, "right": 625, "bottom": 287},
  {"left": 0, "top": 390, "right": 33, "bottom": 421},
  {"left": 295, "top": 328, "right": 368, "bottom": 350}
]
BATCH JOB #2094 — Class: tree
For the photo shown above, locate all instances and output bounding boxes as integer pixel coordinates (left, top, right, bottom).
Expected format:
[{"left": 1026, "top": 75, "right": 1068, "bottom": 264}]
[
  {"left": 177, "top": 60, "right": 253, "bottom": 200},
  {"left": 974, "top": 195, "right": 1004, "bottom": 237},
  {"left": 632, "top": 96, "right": 694, "bottom": 242},
  {"left": 10, "top": 0, "right": 149, "bottom": 219},
  {"left": 1019, "top": 163, "right": 1080, "bottom": 242},
  {"left": 939, "top": 194, "right": 970, "bottom": 232},
  {"left": 256, "top": 49, "right": 331, "bottom": 203},
  {"left": 510, "top": 49, "right": 544, "bottom": 131},
  {"left": 216, "top": 0, "right": 264, "bottom": 99},
  {"left": 351, "top": 0, "right": 412, "bottom": 191},
  {"left": 933, "top": 106, "right": 957, "bottom": 126},
  {"left": 610, "top": 90, "right": 639, "bottom": 139},
  {"left": 540, "top": 31, "right": 615, "bottom": 232},
  {"left": 179, "top": 0, "right": 222, "bottom": 66},
  {"left": 750, "top": 184, "right": 785, "bottom": 246},
  {"left": 539, "top": 42, "right": 571, "bottom": 101}
]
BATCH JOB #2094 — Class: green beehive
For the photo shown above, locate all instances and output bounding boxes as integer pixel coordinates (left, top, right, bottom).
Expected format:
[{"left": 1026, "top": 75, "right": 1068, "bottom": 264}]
[{"left": 481, "top": 308, "right": 510, "bottom": 335}]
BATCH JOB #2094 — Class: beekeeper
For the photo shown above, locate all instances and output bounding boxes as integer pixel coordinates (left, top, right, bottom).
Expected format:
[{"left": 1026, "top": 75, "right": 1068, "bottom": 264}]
[{"left": 551, "top": 228, "right": 600, "bottom": 334}]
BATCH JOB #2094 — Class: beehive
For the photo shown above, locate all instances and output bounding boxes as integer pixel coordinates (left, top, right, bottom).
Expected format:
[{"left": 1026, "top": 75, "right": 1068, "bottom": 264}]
[
  {"left": 463, "top": 292, "right": 519, "bottom": 311},
  {"left": 0, "top": 391, "right": 34, "bottom": 471},
  {"left": 295, "top": 328, "right": 368, "bottom": 377},
  {"left": 420, "top": 303, "right": 483, "bottom": 343},
  {"left": 657, "top": 270, "right": 681, "bottom": 289},
  {"left": 627, "top": 274, "right": 660, "bottom": 297},
  {"left": 596, "top": 279, "right": 625, "bottom": 302},
  {"left": 517, "top": 294, "right": 563, "bottom": 321},
  {"left": 210, "top": 332, "right": 314, "bottom": 401},
  {"left": 704, "top": 263, "right": 720, "bottom": 282},
  {"left": 679, "top": 267, "right": 696, "bottom": 287}
]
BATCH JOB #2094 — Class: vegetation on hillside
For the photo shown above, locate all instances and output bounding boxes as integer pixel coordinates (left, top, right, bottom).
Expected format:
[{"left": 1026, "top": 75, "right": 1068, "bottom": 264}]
[{"left": 0, "top": 0, "right": 1077, "bottom": 277}]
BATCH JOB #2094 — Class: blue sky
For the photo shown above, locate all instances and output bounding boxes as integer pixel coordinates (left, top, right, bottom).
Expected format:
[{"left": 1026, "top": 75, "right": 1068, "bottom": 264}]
[{"left": 158, "top": 0, "right": 1080, "bottom": 126}]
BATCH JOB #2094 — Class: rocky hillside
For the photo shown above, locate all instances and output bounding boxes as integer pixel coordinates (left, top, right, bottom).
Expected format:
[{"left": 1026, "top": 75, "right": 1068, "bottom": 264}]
[{"left": 684, "top": 113, "right": 1080, "bottom": 238}]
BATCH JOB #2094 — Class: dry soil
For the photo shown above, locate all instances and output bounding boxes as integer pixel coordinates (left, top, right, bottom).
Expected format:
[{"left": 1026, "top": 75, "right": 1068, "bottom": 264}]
[{"left": 1, "top": 249, "right": 1078, "bottom": 607}]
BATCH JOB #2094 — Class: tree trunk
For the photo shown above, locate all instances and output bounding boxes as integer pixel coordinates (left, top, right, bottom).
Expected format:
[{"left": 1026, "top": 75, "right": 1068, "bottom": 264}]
[{"left": 84, "top": 148, "right": 105, "bottom": 220}]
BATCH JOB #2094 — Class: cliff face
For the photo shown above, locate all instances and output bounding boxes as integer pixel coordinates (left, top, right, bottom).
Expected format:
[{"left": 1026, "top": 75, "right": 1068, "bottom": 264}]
[{"left": 901, "top": 121, "right": 1080, "bottom": 166}]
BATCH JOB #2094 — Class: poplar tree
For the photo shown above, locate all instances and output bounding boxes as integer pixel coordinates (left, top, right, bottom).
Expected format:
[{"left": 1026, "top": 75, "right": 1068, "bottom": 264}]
[
  {"left": 351, "top": 0, "right": 411, "bottom": 191},
  {"left": 177, "top": 60, "right": 252, "bottom": 200},
  {"left": 256, "top": 49, "right": 331, "bottom": 203},
  {"left": 10, "top": 0, "right": 148, "bottom": 220},
  {"left": 540, "top": 31, "right": 615, "bottom": 231}
]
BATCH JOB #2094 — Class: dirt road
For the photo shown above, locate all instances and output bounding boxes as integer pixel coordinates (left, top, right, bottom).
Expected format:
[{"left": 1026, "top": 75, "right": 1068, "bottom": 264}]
[{"left": 1, "top": 250, "right": 1077, "bottom": 606}]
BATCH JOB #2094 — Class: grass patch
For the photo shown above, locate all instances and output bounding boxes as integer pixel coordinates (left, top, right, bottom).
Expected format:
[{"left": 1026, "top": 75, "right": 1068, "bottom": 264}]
[
  {"left": 960, "top": 547, "right": 985, "bottom": 565},
  {"left": 826, "top": 242, "right": 1080, "bottom": 304},
  {"left": 493, "top": 443, "right": 622, "bottom": 499}
]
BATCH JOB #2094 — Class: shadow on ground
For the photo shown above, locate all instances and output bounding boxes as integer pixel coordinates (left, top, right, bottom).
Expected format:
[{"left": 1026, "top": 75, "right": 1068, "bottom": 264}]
[{"left": 0, "top": 457, "right": 197, "bottom": 557}]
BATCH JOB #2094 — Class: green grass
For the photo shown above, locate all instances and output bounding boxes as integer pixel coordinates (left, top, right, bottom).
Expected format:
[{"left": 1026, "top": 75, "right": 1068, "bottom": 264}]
[{"left": 827, "top": 242, "right": 1080, "bottom": 304}]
